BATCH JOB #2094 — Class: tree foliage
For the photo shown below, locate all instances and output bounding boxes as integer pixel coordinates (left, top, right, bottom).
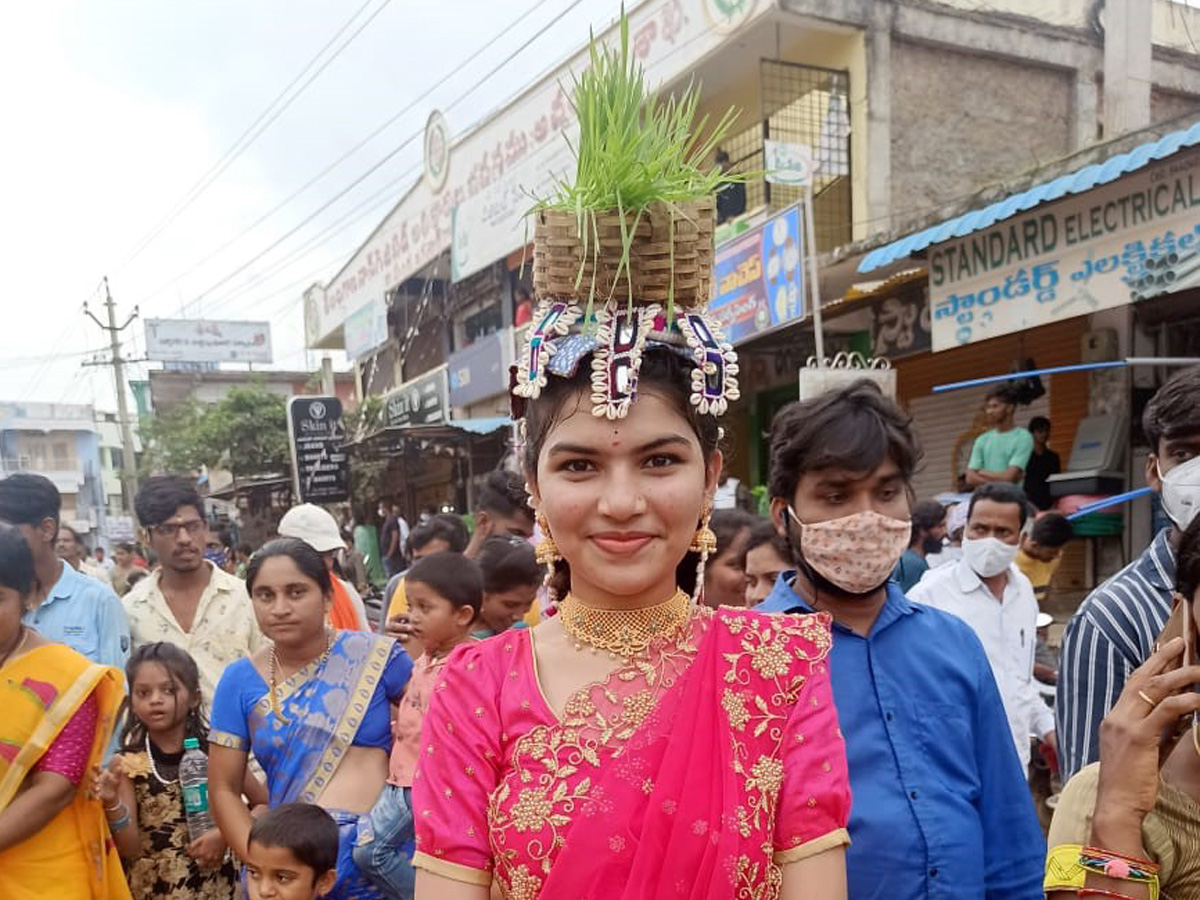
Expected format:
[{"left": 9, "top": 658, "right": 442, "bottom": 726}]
[{"left": 140, "top": 384, "right": 290, "bottom": 480}]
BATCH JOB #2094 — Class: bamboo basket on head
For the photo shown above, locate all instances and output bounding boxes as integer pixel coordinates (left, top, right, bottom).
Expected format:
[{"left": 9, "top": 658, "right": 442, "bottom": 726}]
[
  {"left": 528, "top": 10, "right": 740, "bottom": 315},
  {"left": 533, "top": 199, "right": 716, "bottom": 308}
]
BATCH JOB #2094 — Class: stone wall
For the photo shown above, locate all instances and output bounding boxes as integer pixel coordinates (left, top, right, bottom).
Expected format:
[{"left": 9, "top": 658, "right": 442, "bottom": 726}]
[{"left": 889, "top": 39, "right": 1074, "bottom": 225}]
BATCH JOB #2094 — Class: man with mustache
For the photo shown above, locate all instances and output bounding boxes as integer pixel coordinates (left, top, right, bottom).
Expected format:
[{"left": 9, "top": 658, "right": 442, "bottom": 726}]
[{"left": 757, "top": 380, "right": 1043, "bottom": 900}]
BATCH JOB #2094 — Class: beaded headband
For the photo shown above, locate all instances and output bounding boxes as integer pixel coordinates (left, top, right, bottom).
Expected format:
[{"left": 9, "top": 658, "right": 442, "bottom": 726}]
[{"left": 510, "top": 299, "right": 740, "bottom": 421}]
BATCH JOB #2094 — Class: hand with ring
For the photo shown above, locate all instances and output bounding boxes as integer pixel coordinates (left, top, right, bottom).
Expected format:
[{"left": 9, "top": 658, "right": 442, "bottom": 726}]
[{"left": 1094, "top": 637, "right": 1200, "bottom": 830}]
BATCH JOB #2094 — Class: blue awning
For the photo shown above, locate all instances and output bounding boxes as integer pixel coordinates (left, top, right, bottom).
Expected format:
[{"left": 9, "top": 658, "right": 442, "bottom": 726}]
[{"left": 858, "top": 120, "right": 1200, "bottom": 273}]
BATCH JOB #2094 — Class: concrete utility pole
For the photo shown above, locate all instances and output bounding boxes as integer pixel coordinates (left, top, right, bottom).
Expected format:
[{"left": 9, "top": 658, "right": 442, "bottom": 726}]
[
  {"left": 84, "top": 278, "right": 140, "bottom": 514},
  {"left": 1103, "top": 0, "right": 1152, "bottom": 137}
]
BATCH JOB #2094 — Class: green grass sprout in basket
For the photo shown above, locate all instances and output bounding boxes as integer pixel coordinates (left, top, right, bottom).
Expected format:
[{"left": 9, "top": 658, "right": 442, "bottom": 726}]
[{"left": 532, "top": 7, "right": 745, "bottom": 319}]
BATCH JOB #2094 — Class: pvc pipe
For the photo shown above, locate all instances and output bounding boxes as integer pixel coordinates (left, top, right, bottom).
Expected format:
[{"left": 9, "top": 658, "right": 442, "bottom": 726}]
[
  {"left": 931, "top": 361, "right": 1127, "bottom": 393},
  {"left": 932, "top": 359, "right": 1200, "bottom": 394},
  {"left": 1066, "top": 487, "right": 1154, "bottom": 521}
]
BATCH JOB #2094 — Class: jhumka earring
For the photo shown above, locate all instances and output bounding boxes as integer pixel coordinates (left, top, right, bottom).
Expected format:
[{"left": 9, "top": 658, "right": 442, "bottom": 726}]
[
  {"left": 690, "top": 502, "right": 716, "bottom": 604},
  {"left": 535, "top": 513, "right": 561, "bottom": 600}
]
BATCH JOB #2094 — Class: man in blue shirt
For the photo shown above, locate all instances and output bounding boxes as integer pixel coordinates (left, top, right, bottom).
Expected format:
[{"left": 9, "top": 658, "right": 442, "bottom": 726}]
[
  {"left": 0, "top": 473, "right": 129, "bottom": 669},
  {"left": 757, "top": 381, "right": 1043, "bottom": 900}
]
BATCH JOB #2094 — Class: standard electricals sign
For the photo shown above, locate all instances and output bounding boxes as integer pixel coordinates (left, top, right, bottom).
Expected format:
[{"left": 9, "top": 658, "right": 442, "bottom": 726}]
[{"left": 287, "top": 396, "right": 350, "bottom": 504}]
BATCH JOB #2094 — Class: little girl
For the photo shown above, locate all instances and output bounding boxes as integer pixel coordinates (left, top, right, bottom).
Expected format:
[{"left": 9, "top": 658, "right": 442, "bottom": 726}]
[{"left": 97, "top": 642, "right": 267, "bottom": 900}]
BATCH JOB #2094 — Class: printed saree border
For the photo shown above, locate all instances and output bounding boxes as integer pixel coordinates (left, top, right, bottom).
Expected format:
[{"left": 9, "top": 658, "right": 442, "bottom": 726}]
[
  {"left": 299, "top": 635, "right": 394, "bottom": 803},
  {"left": 0, "top": 654, "right": 109, "bottom": 808},
  {"left": 411, "top": 851, "right": 493, "bottom": 886}
]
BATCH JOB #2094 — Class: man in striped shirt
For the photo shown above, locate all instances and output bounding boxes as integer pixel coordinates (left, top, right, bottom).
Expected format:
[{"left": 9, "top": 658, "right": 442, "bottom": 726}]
[{"left": 1057, "top": 365, "right": 1200, "bottom": 780}]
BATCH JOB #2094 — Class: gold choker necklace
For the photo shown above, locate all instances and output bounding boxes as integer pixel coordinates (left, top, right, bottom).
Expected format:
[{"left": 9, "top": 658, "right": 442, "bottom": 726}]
[{"left": 558, "top": 589, "right": 692, "bottom": 661}]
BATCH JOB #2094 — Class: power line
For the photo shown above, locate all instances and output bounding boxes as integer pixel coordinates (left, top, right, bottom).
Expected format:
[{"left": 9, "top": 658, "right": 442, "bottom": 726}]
[
  {"left": 141, "top": 0, "right": 562, "bottom": 312},
  {"left": 116, "top": 0, "right": 392, "bottom": 271}
]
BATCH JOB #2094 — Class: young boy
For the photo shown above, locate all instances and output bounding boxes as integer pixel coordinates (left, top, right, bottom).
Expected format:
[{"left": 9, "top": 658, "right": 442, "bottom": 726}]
[
  {"left": 1016, "top": 510, "right": 1073, "bottom": 603},
  {"left": 354, "top": 551, "right": 483, "bottom": 899},
  {"left": 245, "top": 803, "right": 339, "bottom": 900}
]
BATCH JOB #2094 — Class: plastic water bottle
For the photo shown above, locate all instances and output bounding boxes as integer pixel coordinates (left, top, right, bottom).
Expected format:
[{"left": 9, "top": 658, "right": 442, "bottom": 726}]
[{"left": 179, "top": 737, "right": 215, "bottom": 841}]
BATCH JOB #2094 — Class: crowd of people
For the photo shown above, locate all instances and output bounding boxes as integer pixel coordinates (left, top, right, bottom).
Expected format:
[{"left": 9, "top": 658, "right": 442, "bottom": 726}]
[{"left": 0, "top": 354, "right": 1199, "bottom": 899}]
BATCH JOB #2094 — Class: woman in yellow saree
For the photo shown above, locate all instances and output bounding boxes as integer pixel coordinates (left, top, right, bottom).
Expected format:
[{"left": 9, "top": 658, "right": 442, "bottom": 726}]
[{"left": 0, "top": 524, "right": 131, "bottom": 900}]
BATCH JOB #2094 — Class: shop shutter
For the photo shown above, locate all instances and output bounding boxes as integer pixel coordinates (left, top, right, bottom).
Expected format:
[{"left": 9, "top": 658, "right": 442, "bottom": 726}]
[{"left": 895, "top": 317, "right": 1090, "bottom": 503}]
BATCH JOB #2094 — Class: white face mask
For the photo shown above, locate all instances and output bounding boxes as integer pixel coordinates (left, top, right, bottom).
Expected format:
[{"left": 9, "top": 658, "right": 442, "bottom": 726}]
[
  {"left": 962, "top": 535, "right": 1019, "bottom": 578},
  {"left": 1159, "top": 455, "right": 1200, "bottom": 530}
]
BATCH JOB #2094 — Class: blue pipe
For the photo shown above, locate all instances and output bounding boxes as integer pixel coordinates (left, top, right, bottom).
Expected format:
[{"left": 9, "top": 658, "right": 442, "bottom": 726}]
[
  {"left": 1066, "top": 487, "right": 1154, "bottom": 521},
  {"left": 932, "top": 361, "right": 1128, "bottom": 393}
]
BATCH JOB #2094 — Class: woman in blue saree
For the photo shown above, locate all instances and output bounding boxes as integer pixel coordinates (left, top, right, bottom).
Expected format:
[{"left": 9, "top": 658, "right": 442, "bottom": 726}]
[{"left": 208, "top": 538, "right": 412, "bottom": 899}]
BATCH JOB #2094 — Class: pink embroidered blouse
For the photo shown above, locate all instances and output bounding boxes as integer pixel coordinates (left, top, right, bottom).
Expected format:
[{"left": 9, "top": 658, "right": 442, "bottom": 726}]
[{"left": 412, "top": 606, "right": 850, "bottom": 900}]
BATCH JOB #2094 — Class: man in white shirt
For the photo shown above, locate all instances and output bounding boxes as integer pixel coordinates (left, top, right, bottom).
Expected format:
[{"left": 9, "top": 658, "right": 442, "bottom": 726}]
[
  {"left": 124, "top": 476, "right": 264, "bottom": 707},
  {"left": 910, "top": 482, "right": 1055, "bottom": 774}
]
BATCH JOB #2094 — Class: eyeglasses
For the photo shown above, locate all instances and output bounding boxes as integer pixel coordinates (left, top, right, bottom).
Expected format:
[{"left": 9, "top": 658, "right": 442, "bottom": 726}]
[{"left": 151, "top": 519, "right": 206, "bottom": 539}]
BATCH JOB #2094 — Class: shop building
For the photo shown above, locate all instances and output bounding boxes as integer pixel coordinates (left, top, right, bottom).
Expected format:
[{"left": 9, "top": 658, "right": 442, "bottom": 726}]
[{"left": 304, "top": 0, "right": 1200, "bottom": 523}]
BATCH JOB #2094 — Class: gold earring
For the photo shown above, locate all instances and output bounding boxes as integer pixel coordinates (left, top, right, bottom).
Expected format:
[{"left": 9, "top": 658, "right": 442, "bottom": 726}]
[
  {"left": 535, "top": 513, "right": 561, "bottom": 566},
  {"left": 689, "top": 503, "right": 717, "bottom": 556}
]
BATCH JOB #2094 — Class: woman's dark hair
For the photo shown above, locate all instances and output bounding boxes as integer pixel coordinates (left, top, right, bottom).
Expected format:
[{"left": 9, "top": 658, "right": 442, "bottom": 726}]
[
  {"left": 0, "top": 524, "right": 36, "bottom": 607},
  {"left": 740, "top": 518, "right": 792, "bottom": 568},
  {"left": 768, "top": 380, "right": 920, "bottom": 506},
  {"left": 1177, "top": 514, "right": 1200, "bottom": 601},
  {"left": 245, "top": 538, "right": 333, "bottom": 596},
  {"left": 248, "top": 803, "right": 339, "bottom": 877},
  {"left": 406, "top": 551, "right": 483, "bottom": 615},
  {"left": 134, "top": 475, "right": 204, "bottom": 528},
  {"left": 710, "top": 509, "right": 754, "bottom": 561},
  {"left": 475, "top": 536, "right": 540, "bottom": 594},
  {"left": 119, "top": 641, "right": 209, "bottom": 753},
  {"left": 521, "top": 347, "right": 721, "bottom": 597},
  {"left": 408, "top": 513, "right": 469, "bottom": 555},
  {"left": 476, "top": 470, "right": 532, "bottom": 519}
]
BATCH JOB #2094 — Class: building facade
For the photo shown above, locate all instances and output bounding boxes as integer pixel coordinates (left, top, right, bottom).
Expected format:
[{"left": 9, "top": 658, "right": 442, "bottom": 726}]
[
  {"left": 0, "top": 402, "right": 108, "bottom": 545},
  {"left": 302, "top": 0, "right": 1200, "bottom": 542}
]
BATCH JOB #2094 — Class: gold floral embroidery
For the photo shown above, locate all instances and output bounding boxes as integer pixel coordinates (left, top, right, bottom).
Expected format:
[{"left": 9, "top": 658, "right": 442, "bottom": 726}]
[
  {"left": 747, "top": 756, "right": 784, "bottom": 797},
  {"left": 722, "top": 689, "right": 751, "bottom": 732},
  {"left": 509, "top": 787, "right": 555, "bottom": 832},
  {"left": 749, "top": 640, "right": 792, "bottom": 679},
  {"left": 487, "top": 609, "right": 705, "bottom": 897},
  {"left": 506, "top": 864, "right": 542, "bottom": 900}
]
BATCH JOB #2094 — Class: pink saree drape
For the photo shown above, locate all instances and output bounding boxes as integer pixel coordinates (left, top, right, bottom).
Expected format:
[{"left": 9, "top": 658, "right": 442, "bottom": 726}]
[{"left": 412, "top": 606, "right": 850, "bottom": 900}]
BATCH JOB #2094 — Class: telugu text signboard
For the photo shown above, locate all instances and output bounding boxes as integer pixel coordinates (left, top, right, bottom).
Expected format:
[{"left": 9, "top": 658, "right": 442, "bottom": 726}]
[
  {"left": 709, "top": 205, "right": 806, "bottom": 345},
  {"left": 287, "top": 396, "right": 350, "bottom": 504},
  {"left": 145, "top": 319, "right": 273, "bottom": 364},
  {"left": 929, "top": 148, "right": 1200, "bottom": 351},
  {"left": 307, "top": 0, "right": 771, "bottom": 348}
]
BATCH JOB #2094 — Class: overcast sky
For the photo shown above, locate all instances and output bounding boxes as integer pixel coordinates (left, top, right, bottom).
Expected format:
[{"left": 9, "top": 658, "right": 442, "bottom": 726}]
[{"left": 0, "top": 0, "right": 624, "bottom": 409}]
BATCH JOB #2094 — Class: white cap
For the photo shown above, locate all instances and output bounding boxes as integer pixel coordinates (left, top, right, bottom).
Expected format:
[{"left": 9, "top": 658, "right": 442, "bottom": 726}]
[
  {"left": 1036, "top": 612, "right": 1054, "bottom": 629},
  {"left": 278, "top": 504, "right": 343, "bottom": 553}
]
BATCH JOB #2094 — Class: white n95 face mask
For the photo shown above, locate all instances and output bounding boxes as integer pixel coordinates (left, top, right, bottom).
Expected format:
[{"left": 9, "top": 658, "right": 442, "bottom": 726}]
[
  {"left": 962, "top": 535, "right": 1019, "bottom": 578},
  {"left": 1160, "top": 455, "right": 1200, "bottom": 531}
]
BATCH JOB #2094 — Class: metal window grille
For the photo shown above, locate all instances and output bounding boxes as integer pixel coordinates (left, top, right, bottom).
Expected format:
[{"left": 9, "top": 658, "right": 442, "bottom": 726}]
[{"left": 719, "top": 59, "right": 852, "bottom": 253}]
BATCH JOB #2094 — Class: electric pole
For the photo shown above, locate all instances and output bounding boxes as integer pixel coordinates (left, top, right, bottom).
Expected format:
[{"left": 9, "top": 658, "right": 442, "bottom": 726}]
[{"left": 84, "top": 278, "right": 140, "bottom": 514}]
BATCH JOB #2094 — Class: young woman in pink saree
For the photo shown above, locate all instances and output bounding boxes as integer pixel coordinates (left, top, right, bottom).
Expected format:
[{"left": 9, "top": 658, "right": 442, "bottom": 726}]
[{"left": 411, "top": 293, "right": 851, "bottom": 899}]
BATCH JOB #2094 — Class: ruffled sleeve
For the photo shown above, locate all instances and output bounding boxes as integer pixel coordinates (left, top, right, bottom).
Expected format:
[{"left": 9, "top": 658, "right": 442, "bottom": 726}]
[
  {"left": 411, "top": 640, "right": 503, "bottom": 887},
  {"left": 771, "top": 615, "right": 851, "bottom": 865}
]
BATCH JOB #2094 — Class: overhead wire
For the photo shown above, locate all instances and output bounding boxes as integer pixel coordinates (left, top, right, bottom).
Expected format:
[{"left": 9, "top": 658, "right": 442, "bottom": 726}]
[
  {"left": 155, "top": 0, "right": 590, "bottom": 315},
  {"left": 116, "top": 0, "right": 391, "bottom": 271},
  {"left": 139, "top": 0, "right": 561, "bottom": 311}
]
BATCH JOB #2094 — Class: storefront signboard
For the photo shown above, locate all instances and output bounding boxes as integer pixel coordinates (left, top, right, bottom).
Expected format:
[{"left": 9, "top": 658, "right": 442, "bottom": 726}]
[
  {"left": 145, "top": 318, "right": 272, "bottom": 363},
  {"left": 709, "top": 205, "right": 806, "bottom": 345},
  {"left": 929, "top": 148, "right": 1200, "bottom": 351},
  {"left": 448, "top": 329, "right": 512, "bottom": 408},
  {"left": 287, "top": 396, "right": 350, "bottom": 504},
  {"left": 343, "top": 298, "right": 389, "bottom": 360},
  {"left": 384, "top": 367, "right": 449, "bottom": 428},
  {"left": 871, "top": 294, "right": 931, "bottom": 359},
  {"left": 308, "top": 0, "right": 773, "bottom": 347}
]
